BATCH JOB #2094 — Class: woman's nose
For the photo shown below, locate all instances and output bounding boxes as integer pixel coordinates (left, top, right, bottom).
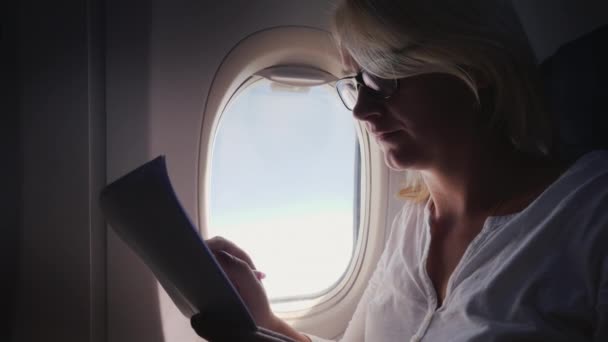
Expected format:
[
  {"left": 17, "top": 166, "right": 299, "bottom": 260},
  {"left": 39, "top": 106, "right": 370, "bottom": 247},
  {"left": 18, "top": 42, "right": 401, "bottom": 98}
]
[{"left": 352, "top": 90, "right": 381, "bottom": 122}]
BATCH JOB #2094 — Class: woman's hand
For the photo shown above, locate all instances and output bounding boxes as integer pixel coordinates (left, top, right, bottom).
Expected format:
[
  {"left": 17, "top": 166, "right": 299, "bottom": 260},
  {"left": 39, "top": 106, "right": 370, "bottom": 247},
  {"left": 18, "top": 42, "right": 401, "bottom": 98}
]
[
  {"left": 206, "top": 236, "right": 278, "bottom": 330},
  {"left": 204, "top": 236, "right": 311, "bottom": 342}
]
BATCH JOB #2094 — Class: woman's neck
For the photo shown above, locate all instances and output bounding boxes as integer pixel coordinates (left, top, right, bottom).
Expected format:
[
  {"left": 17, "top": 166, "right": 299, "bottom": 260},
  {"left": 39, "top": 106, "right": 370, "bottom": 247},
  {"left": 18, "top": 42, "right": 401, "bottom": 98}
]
[{"left": 420, "top": 143, "right": 563, "bottom": 226}]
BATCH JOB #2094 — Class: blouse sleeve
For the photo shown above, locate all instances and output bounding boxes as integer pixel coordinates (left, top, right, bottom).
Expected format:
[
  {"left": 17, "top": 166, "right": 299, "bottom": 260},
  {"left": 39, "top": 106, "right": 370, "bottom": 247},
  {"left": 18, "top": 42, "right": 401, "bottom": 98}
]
[
  {"left": 338, "top": 251, "right": 388, "bottom": 341},
  {"left": 303, "top": 256, "right": 387, "bottom": 342},
  {"left": 302, "top": 203, "right": 410, "bottom": 342},
  {"left": 307, "top": 214, "right": 400, "bottom": 342}
]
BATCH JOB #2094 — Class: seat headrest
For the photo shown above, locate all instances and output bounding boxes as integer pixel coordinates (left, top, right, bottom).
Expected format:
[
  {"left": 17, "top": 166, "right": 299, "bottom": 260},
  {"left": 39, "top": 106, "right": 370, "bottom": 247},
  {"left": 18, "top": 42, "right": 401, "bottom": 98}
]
[{"left": 540, "top": 24, "right": 608, "bottom": 160}]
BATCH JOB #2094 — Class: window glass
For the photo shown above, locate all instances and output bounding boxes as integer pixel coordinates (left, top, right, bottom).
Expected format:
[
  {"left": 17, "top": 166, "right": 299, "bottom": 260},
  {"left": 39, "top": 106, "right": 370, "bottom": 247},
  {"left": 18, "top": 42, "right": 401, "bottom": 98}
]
[{"left": 208, "top": 77, "right": 359, "bottom": 305}]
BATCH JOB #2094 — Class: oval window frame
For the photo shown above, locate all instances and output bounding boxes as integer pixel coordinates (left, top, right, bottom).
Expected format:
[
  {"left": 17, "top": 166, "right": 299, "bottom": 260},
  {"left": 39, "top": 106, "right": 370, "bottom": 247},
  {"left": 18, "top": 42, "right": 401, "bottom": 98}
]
[{"left": 197, "top": 26, "right": 390, "bottom": 338}]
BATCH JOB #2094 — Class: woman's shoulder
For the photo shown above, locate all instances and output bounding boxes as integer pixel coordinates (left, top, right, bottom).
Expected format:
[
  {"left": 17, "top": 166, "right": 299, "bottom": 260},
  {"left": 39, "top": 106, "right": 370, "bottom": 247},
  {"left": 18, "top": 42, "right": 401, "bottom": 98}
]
[
  {"left": 565, "top": 150, "right": 608, "bottom": 175},
  {"left": 526, "top": 150, "right": 608, "bottom": 236},
  {"left": 555, "top": 149, "right": 608, "bottom": 195},
  {"left": 534, "top": 150, "right": 608, "bottom": 199}
]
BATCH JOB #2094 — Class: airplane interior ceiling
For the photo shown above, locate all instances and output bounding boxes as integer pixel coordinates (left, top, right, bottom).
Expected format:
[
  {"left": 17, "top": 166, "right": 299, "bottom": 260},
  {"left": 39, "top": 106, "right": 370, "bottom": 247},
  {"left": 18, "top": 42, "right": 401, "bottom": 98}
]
[{"left": 10, "top": 0, "right": 608, "bottom": 341}]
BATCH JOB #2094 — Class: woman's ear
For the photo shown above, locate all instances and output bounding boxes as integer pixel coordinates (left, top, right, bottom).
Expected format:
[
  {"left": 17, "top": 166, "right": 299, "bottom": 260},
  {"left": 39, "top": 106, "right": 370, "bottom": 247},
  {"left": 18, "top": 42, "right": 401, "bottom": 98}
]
[{"left": 339, "top": 48, "right": 360, "bottom": 75}]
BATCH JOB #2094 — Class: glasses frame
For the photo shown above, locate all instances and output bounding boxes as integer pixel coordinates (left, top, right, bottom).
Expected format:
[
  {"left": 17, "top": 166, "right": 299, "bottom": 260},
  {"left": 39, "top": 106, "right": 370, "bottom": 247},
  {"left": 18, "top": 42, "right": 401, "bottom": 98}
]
[{"left": 335, "top": 71, "right": 400, "bottom": 111}]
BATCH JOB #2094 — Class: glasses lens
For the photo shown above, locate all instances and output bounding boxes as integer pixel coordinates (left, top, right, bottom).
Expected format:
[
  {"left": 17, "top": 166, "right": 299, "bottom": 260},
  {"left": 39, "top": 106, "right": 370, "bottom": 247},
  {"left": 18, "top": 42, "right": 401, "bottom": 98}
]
[
  {"left": 362, "top": 72, "right": 397, "bottom": 97},
  {"left": 336, "top": 78, "right": 358, "bottom": 110}
]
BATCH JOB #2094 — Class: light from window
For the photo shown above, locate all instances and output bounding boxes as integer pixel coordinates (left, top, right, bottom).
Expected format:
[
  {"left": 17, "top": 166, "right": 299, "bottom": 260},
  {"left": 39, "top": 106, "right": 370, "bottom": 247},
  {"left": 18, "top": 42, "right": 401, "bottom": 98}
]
[{"left": 208, "top": 77, "right": 358, "bottom": 308}]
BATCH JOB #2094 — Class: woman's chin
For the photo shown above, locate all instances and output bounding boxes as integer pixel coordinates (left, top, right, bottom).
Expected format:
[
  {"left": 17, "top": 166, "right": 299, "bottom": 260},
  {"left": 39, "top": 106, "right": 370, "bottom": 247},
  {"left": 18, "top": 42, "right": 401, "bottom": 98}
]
[
  {"left": 382, "top": 146, "right": 422, "bottom": 171},
  {"left": 384, "top": 151, "right": 410, "bottom": 171}
]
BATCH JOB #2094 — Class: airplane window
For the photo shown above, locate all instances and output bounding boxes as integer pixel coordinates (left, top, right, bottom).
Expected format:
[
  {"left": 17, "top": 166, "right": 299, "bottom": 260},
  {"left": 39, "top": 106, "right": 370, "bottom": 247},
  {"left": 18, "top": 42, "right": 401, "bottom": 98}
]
[{"left": 208, "top": 76, "right": 359, "bottom": 310}]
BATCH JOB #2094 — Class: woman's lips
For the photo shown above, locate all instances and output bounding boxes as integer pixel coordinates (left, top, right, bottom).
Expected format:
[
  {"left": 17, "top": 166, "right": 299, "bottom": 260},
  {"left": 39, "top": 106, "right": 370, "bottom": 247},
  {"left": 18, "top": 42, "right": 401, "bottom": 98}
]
[{"left": 375, "top": 130, "right": 400, "bottom": 141}]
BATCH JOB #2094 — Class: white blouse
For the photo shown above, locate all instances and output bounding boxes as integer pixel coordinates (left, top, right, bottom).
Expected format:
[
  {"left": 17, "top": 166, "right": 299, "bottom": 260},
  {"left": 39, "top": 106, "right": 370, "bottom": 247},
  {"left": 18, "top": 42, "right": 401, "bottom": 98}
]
[{"left": 308, "top": 151, "right": 608, "bottom": 342}]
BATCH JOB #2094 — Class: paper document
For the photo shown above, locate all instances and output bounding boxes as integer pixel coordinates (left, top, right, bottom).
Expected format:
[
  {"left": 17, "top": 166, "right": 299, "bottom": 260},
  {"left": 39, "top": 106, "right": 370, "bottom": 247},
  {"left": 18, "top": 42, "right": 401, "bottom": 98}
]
[{"left": 99, "top": 156, "right": 257, "bottom": 333}]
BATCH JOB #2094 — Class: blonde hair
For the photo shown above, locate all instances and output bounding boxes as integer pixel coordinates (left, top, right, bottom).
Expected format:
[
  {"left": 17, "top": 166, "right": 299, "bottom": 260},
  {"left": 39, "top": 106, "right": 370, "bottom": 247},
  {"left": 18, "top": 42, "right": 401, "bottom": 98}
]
[{"left": 331, "top": 0, "right": 552, "bottom": 202}]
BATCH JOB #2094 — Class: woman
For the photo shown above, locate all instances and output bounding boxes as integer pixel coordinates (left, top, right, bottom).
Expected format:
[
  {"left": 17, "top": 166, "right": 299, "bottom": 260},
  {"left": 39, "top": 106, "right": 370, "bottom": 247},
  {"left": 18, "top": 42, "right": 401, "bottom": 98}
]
[{"left": 194, "top": 0, "right": 608, "bottom": 340}]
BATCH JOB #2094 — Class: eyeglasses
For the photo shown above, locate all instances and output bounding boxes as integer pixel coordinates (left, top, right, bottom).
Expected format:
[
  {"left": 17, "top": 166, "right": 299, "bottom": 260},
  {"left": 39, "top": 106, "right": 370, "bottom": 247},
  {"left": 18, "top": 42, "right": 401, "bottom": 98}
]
[{"left": 335, "top": 71, "right": 399, "bottom": 111}]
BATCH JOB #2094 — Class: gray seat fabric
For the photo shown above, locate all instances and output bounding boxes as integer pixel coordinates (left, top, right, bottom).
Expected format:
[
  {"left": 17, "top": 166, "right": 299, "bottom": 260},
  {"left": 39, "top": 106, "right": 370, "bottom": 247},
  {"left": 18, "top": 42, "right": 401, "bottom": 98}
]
[{"left": 541, "top": 24, "right": 608, "bottom": 161}]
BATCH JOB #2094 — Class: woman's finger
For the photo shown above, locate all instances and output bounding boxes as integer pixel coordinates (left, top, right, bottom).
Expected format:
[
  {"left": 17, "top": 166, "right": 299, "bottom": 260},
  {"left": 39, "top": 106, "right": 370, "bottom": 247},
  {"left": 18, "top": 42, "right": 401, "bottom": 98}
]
[
  {"left": 213, "top": 250, "right": 277, "bottom": 329},
  {"left": 214, "top": 250, "right": 261, "bottom": 290},
  {"left": 207, "top": 236, "right": 257, "bottom": 270}
]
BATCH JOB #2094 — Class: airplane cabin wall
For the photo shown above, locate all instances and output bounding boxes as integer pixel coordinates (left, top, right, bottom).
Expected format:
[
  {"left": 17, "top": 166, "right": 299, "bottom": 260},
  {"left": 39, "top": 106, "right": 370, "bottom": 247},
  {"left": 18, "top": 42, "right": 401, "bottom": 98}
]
[
  {"left": 4, "top": 3, "right": 20, "bottom": 341},
  {"left": 13, "top": 0, "right": 106, "bottom": 341}
]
